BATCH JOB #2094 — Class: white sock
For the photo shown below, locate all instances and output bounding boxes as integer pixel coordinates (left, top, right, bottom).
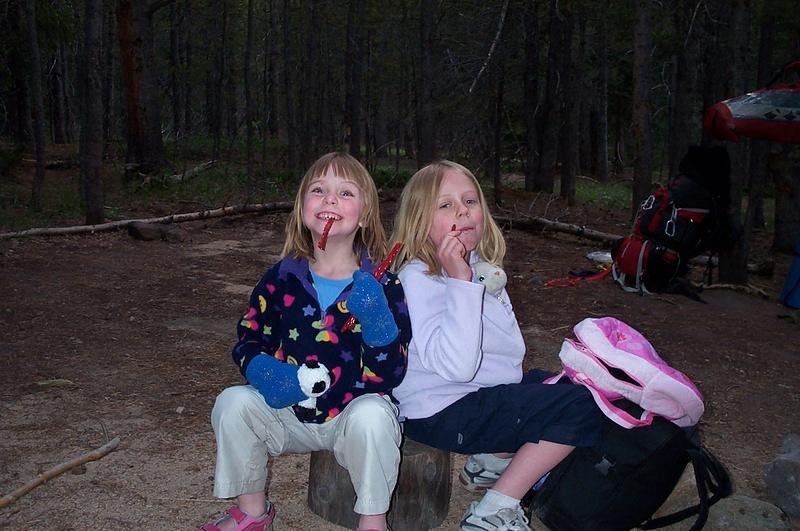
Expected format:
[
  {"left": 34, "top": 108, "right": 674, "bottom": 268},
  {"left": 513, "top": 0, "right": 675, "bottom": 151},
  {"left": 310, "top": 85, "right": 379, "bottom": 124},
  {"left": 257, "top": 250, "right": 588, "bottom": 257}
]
[
  {"left": 473, "top": 488, "right": 520, "bottom": 517},
  {"left": 475, "top": 453, "right": 513, "bottom": 472}
]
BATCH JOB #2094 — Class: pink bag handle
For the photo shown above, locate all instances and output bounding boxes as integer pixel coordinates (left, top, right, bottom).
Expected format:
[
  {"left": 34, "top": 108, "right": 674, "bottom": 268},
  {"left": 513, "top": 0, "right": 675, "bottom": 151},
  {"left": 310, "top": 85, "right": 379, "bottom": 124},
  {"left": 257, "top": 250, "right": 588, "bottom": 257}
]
[{"left": 545, "top": 371, "right": 655, "bottom": 429}]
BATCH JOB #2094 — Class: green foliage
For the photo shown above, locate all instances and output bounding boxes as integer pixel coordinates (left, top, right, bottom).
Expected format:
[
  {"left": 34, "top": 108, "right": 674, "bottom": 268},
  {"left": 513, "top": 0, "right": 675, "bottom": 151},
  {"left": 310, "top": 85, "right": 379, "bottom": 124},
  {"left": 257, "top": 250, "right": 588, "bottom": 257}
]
[
  {"left": 371, "top": 165, "right": 413, "bottom": 189},
  {"left": 575, "top": 178, "right": 631, "bottom": 210},
  {"left": 0, "top": 172, "right": 84, "bottom": 230}
]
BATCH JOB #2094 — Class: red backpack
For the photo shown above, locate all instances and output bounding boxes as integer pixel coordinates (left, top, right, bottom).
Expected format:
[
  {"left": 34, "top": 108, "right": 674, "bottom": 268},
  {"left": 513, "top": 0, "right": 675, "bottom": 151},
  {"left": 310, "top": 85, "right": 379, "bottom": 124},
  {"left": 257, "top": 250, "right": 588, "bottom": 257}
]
[{"left": 612, "top": 175, "right": 718, "bottom": 294}]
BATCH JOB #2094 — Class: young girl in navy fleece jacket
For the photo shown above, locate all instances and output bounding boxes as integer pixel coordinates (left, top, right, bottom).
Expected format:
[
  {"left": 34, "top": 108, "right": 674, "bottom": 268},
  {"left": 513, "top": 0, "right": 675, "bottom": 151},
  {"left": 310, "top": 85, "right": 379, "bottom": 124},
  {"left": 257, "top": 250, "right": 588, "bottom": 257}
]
[{"left": 201, "top": 152, "right": 410, "bottom": 531}]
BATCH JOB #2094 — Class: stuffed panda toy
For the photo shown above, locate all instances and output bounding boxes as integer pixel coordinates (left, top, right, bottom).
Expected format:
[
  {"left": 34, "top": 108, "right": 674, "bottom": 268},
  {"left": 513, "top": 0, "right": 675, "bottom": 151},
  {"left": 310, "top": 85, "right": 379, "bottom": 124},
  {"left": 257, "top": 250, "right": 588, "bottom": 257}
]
[
  {"left": 472, "top": 261, "right": 507, "bottom": 297},
  {"left": 296, "top": 360, "right": 332, "bottom": 410}
]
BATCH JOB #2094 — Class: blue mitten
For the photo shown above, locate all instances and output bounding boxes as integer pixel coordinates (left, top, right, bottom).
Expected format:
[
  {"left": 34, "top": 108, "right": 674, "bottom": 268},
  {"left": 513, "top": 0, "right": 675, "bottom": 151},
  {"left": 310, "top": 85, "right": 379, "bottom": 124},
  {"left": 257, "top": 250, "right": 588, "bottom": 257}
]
[
  {"left": 347, "top": 270, "right": 399, "bottom": 347},
  {"left": 245, "top": 355, "right": 331, "bottom": 409}
]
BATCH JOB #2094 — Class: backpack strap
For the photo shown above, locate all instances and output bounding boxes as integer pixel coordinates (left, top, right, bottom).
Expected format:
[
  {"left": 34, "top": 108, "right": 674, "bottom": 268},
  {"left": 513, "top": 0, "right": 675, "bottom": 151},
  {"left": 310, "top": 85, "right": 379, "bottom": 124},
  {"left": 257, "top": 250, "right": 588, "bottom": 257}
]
[{"left": 639, "top": 443, "right": 733, "bottom": 530}]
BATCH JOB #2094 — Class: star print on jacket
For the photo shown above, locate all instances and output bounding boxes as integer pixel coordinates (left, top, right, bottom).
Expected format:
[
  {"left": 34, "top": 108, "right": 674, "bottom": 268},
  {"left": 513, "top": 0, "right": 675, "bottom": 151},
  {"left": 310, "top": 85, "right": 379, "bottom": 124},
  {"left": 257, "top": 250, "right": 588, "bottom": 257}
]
[{"left": 232, "top": 253, "right": 411, "bottom": 424}]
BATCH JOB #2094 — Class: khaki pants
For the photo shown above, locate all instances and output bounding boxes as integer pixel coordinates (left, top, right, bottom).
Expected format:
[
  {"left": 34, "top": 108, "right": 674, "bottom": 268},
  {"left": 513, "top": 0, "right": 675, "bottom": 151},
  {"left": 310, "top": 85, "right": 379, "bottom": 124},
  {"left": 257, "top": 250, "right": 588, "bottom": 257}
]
[{"left": 211, "top": 385, "right": 402, "bottom": 515}]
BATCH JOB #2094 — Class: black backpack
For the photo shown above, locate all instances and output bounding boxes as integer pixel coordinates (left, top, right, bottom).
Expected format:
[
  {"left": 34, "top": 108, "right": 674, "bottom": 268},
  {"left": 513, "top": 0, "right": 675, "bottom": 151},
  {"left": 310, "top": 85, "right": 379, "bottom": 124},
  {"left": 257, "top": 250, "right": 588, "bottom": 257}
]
[{"left": 525, "top": 400, "right": 732, "bottom": 531}]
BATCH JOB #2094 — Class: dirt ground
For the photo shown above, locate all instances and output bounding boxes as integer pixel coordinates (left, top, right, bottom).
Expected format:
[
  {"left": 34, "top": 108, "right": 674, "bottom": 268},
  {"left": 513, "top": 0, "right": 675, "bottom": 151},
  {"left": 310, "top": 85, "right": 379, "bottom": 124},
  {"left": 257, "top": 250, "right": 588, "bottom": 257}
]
[{"left": 1, "top": 188, "right": 798, "bottom": 530}]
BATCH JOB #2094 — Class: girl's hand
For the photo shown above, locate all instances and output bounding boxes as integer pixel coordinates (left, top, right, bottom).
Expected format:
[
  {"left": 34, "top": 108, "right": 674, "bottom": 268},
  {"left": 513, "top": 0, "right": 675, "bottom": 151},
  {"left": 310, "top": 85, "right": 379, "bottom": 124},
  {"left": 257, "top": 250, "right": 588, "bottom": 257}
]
[{"left": 437, "top": 225, "right": 472, "bottom": 281}]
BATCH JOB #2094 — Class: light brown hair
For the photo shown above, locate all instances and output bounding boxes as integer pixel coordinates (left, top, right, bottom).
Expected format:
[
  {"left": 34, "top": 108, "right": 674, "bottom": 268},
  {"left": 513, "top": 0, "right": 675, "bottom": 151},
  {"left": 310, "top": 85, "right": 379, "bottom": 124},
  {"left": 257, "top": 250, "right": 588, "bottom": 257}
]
[
  {"left": 282, "top": 152, "right": 386, "bottom": 260},
  {"left": 391, "top": 160, "right": 505, "bottom": 274}
]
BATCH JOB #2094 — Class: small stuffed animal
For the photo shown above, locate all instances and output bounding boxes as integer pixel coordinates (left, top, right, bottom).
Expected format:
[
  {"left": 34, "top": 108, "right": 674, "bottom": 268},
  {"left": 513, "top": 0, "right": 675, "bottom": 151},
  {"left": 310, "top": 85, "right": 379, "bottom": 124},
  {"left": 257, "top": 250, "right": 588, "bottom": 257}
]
[
  {"left": 472, "top": 261, "right": 507, "bottom": 297},
  {"left": 296, "top": 360, "right": 332, "bottom": 410}
]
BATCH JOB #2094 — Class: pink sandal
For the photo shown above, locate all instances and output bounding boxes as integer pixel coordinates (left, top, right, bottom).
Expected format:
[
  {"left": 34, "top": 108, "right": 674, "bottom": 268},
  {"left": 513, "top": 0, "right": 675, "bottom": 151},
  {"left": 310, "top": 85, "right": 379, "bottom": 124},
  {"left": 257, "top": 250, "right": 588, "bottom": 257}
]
[{"left": 200, "top": 504, "right": 275, "bottom": 531}]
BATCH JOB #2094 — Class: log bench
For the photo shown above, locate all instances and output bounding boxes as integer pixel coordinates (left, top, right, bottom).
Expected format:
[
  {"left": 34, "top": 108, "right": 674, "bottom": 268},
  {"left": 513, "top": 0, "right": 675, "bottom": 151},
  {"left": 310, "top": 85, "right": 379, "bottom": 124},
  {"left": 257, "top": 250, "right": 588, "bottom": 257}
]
[{"left": 307, "top": 438, "right": 452, "bottom": 530}]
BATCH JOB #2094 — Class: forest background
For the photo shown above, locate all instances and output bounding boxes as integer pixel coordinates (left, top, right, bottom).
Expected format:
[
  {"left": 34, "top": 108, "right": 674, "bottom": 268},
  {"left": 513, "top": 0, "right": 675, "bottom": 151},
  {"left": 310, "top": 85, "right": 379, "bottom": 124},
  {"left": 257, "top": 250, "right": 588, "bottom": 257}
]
[
  {"left": 2, "top": 1, "right": 800, "bottom": 529},
  {"left": 1, "top": 0, "right": 799, "bottom": 280}
]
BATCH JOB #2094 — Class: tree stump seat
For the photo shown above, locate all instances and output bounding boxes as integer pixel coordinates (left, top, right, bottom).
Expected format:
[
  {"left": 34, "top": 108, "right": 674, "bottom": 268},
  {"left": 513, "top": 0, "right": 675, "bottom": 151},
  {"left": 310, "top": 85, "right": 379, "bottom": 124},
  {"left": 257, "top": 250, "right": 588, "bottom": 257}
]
[{"left": 307, "top": 437, "right": 452, "bottom": 531}]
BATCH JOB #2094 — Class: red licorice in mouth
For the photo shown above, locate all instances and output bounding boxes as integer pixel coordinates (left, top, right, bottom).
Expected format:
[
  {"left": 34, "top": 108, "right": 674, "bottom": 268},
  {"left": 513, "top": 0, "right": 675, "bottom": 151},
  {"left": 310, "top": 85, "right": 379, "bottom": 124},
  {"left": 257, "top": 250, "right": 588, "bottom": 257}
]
[{"left": 318, "top": 218, "right": 335, "bottom": 250}]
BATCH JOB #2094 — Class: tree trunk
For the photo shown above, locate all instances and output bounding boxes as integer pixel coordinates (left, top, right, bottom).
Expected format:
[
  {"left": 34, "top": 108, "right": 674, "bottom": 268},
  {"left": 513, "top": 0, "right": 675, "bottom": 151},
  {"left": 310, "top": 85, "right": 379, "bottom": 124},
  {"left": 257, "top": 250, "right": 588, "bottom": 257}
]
[
  {"left": 577, "top": 16, "right": 592, "bottom": 176},
  {"left": 21, "top": 0, "right": 46, "bottom": 211},
  {"left": 668, "top": 0, "right": 699, "bottom": 180},
  {"left": 595, "top": 0, "right": 609, "bottom": 183},
  {"left": 211, "top": 0, "right": 228, "bottom": 160},
  {"left": 490, "top": 36, "right": 506, "bottom": 207},
  {"left": 772, "top": 146, "right": 800, "bottom": 253},
  {"left": 283, "top": 0, "right": 298, "bottom": 176},
  {"left": 182, "top": 0, "right": 192, "bottom": 135},
  {"left": 631, "top": 0, "right": 654, "bottom": 218},
  {"left": 743, "top": 12, "right": 776, "bottom": 258},
  {"left": 345, "top": 0, "right": 365, "bottom": 159},
  {"left": 267, "top": 0, "right": 279, "bottom": 137},
  {"left": 523, "top": 0, "right": 540, "bottom": 192},
  {"left": 416, "top": 0, "right": 436, "bottom": 168},
  {"left": 50, "top": 46, "right": 69, "bottom": 144},
  {"left": 244, "top": 0, "right": 256, "bottom": 196},
  {"left": 102, "top": 2, "right": 115, "bottom": 158},
  {"left": 748, "top": 8, "right": 777, "bottom": 233},
  {"left": 116, "top": 0, "right": 166, "bottom": 176},
  {"left": 169, "top": 2, "right": 182, "bottom": 137},
  {"left": 718, "top": 0, "right": 751, "bottom": 284},
  {"left": 536, "top": 0, "right": 562, "bottom": 193},
  {"left": 559, "top": 2, "right": 578, "bottom": 205},
  {"left": 80, "top": 0, "right": 105, "bottom": 225}
]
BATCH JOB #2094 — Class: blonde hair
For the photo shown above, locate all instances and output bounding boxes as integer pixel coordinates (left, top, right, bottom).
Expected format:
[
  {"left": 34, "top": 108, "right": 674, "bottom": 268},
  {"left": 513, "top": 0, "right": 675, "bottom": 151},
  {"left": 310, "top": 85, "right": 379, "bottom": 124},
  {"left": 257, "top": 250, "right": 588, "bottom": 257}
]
[
  {"left": 282, "top": 152, "right": 386, "bottom": 260},
  {"left": 391, "top": 160, "right": 505, "bottom": 274}
]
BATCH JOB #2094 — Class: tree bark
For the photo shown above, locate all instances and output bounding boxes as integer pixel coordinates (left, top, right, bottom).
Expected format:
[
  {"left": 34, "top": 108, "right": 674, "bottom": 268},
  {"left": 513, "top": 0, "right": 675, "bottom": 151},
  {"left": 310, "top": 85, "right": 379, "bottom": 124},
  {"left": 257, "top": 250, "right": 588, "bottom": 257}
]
[
  {"left": 416, "top": 0, "right": 436, "bottom": 168},
  {"left": 211, "top": 0, "right": 227, "bottom": 160},
  {"left": 282, "top": 0, "right": 297, "bottom": 176},
  {"left": 267, "top": 0, "right": 279, "bottom": 137},
  {"left": 773, "top": 146, "right": 800, "bottom": 253},
  {"left": 668, "top": 0, "right": 699, "bottom": 180},
  {"left": 559, "top": 2, "right": 578, "bottom": 205},
  {"left": 50, "top": 46, "right": 69, "bottom": 144},
  {"left": 345, "top": 0, "right": 365, "bottom": 159},
  {"left": 182, "top": 0, "right": 192, "bottom": 135},
  {"left": 21, "top": 0, "right": 46, "bottom": 211},
  {"left": 169, "top": 2, "right": 182, "bottom": 137},
  {"left": 595, "top": 0, "right": 609, "bottom": 183},
  {"left": 116, "top": 0, "right": 167, "bottom": 176},
  {"left": 102, "top": 2, "right": 115, "bottom": 158},
  {"left": 536, "top": 0, "right": 562, "bottom": 193},
  {"left": 743, "top": 12, "right": 775, "bottom": 258},
  {"left": 717, "top": 0, "right": 751, "bottom": 284},
  {"left": 244, "top": 0, "right": 256, "bottom": 196},
  {"left": 80, "top": 0, "right": 105, "bottom": 225},
  {"left": 631, "top": 0, "right": 654, "bottom": 218},
  {"left": 523, "top": 0, "right": 540, "bottom": 192}
]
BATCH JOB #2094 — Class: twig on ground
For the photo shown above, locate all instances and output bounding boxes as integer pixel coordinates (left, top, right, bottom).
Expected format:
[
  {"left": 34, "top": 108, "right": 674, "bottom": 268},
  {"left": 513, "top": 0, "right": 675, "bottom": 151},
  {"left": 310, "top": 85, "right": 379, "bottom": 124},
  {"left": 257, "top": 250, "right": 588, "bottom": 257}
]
[{"left": 0, "top": 437, "right": 120, "bottom": 509}]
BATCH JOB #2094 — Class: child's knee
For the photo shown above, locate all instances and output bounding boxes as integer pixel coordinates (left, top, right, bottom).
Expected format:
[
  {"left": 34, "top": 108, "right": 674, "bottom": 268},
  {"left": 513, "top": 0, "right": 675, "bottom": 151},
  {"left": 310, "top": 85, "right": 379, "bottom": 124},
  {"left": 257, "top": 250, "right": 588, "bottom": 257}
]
[
  {"left": 343, "top": 395, "right": 401, "bottom": 443},
  {"left": 212, "top": 385, "right": 263, "bottom": 426}
]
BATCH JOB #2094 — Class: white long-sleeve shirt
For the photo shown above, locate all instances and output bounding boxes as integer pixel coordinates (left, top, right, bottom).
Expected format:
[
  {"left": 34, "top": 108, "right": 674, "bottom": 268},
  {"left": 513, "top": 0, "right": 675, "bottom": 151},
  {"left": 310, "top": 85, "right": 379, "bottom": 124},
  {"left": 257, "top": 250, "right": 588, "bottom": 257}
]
[{"left": 393, "top": 258, "right": 526, "bottom": 420}]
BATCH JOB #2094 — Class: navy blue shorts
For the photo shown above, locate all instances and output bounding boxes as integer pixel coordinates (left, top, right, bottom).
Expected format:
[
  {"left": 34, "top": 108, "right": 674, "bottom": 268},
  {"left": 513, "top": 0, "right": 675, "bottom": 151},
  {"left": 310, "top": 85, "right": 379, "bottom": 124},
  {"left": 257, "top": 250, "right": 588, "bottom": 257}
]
[{"left": 403, "top": 370, "right": 603, "bottom": 454}]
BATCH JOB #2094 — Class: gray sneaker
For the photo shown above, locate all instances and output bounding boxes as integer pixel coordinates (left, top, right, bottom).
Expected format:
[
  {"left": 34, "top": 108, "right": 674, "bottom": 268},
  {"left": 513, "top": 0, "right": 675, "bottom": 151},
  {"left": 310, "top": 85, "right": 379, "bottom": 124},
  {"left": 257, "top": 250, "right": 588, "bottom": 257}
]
[
  {"left": 459, "top": 454, "right": 509, "bottom": 492},
  {"left": 459, "top": 501, "right": 532, "bottom": 531}
]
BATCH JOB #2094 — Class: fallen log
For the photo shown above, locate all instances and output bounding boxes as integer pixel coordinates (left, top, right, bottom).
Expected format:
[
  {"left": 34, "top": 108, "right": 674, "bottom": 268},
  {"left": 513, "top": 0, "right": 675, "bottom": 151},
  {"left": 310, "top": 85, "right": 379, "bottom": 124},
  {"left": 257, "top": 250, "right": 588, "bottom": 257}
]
[
  {"left": 0, "top": 201, "right": 293, "bottom": 240},
  {"left": 494, "top": 214, "right": 621, "bottom": 245},
  {"left": 146, "top": 160, "right": 217, "bottom": 185},
  {"left": 0, "top": 436, "right": 120, "bottom": 509}
]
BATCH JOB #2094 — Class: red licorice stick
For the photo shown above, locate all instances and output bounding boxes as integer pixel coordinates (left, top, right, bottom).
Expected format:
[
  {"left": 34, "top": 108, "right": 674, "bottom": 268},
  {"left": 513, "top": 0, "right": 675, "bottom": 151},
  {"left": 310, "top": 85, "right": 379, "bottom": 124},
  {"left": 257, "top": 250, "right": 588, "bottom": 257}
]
[
  {"left": 341, "top": 241, "right": 403, "bottom": 333},
  {"left": 317, "top": 218, "right": 335, "bottom": 250}
]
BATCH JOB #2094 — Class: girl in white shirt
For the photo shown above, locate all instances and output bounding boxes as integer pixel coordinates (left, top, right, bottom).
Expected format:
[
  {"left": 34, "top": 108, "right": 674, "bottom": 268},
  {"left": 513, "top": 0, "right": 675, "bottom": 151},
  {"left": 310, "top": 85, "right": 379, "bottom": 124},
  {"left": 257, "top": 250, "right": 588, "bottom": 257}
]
[{"left": 391, "top": 160, "right": 602, "bottom": 531}]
